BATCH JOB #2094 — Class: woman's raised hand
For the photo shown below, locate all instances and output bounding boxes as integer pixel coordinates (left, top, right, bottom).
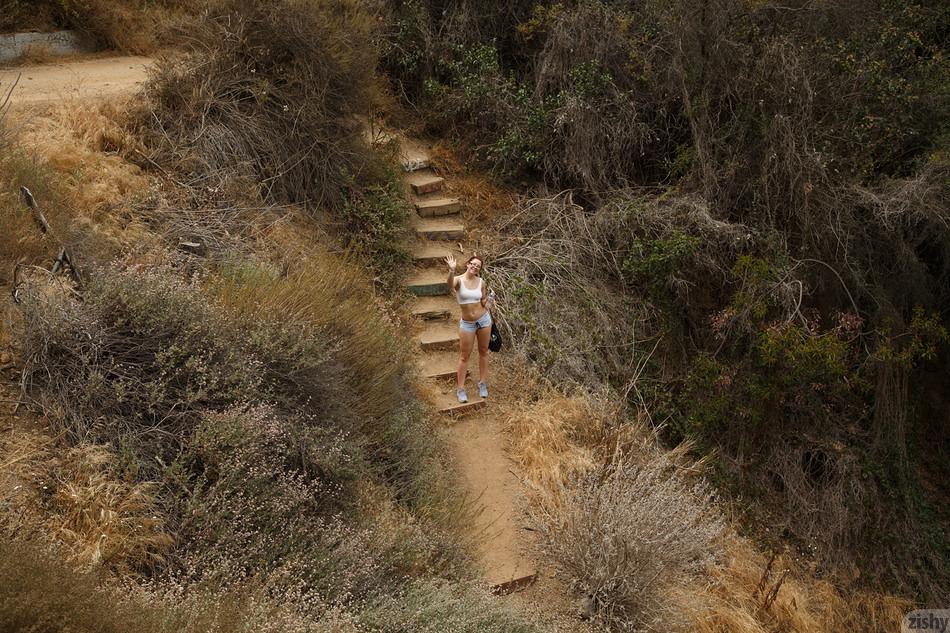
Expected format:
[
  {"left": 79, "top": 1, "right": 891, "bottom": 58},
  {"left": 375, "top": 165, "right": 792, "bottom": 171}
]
[{"left": 444, "top": 255, "right": 457, "bottom": 272}]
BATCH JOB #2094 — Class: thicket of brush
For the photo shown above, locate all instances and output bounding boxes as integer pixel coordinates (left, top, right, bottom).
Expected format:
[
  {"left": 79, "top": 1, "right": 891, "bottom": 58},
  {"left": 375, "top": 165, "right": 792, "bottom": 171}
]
[
  {"left": 136, "top": 0, "right": 410, "bottom": 279},
  {"left": 383, "top": 0, "right": 950, "bottom": 616},
  {"left": 540, "top": 448, "right": 725, "bottom": 631}
]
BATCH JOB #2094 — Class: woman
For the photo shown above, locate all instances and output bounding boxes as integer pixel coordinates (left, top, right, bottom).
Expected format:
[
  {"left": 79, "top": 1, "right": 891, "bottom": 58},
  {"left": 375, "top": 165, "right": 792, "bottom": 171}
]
[{"left": 445, "top": 254, "right": 493, "bottom": 403}]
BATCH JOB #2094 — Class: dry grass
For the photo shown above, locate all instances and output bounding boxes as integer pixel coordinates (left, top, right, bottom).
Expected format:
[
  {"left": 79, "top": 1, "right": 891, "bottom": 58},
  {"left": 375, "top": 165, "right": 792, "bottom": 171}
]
[
  {"left": 428, "top": 140, "right": 517, "bottom": 227},
  {"left": 498, "top": 362, "right": 914, "bottom": 632},
  {"left": 212, "top": 252, "right": 411, "bottom": 425},
  {"left": 0, "top": 429, "right": 172, "bottom": 575},
  {"left": 9, "top": 44, "right": 57, "bottom": 66},
  {"left": 1, "top": 100, "right": 156, "bottom": 280},
  {"left": 503, "top": 387, "right": 607, "bottom": 510},
  {"left": 0, "top": 428, "right": 57, "bottom": 529},
  {"left": 678, "top": 536, "right": 913, "bottom": 633},
  {"left": 50, "top": 444, "right": 173, "bottom": 573},
  {"left": 11, "top": 100, "right": 148, "bottom": 221}
]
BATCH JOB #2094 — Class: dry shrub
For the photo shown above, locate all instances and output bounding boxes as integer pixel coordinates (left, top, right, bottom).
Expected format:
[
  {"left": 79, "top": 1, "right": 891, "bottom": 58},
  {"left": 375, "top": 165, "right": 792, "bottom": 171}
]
[
  {"left": 0, "top": 537, "right": 369, "bottom": 633},
  {"left": 0, "top": 0, "right": 198, "bottom": 54},
  {"left": 211, "top": 256, "right": 446, "bottom": 508},
  {"left": 489, "top": 191, "right": 647, "bottom": 388},
  {"left": 0, "top": 428, "right": 57, "bottom": 527},
  {"left": 213, "top": 255, "right": 408, "bottom": 425},
  {"left": 14, "top": 266, "right": 276, "bottom": 455},
  {"left": 0, "top": 1, "right": 61, "bottom": 32},
  {"left": 532, "top": 2, "right": 672, "bottom": 190},
  {"left": 357, "top": 579, "right": 541, "bottom": 633},
  {"left": 0, "top": 538, "right": 168, "bottom": 633},
  {"left": 539, "top": 447, "right": 726, "bottom": 632},
  {"left": 489, "top": 190, "right": 747, "bottom": 390},
  {"left": 139, "top": 0, "right": 382, "bottom": 210}
]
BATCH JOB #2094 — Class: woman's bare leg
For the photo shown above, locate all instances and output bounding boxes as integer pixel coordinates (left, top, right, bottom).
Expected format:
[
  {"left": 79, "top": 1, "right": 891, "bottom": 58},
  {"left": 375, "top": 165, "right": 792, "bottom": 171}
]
[
  {"left": 457, "top": 328, "right": 476, "bottom": 389},
  {"left": 475, "top": 324, "right": 491, "bottom": 384}
]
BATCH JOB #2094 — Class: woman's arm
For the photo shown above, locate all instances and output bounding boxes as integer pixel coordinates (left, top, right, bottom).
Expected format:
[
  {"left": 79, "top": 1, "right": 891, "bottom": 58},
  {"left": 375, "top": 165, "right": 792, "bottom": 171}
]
[{"left": 444, "top": 255, "right": 457, "bottom": 293}]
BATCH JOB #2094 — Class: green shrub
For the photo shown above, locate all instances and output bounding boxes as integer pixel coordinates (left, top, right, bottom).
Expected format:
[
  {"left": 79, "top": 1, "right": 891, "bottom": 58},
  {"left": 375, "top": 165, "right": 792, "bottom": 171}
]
[{"left": 341, "top": 174, "right": 412, "bottom": 286}]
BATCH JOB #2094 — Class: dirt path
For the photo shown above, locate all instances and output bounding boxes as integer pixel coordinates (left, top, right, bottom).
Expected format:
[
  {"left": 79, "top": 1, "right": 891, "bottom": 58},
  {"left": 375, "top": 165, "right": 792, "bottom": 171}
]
[
  {"left": 0, "top": 55, "right": 152, "bottom": 108},
  {"left": 389, "top": 132, "right": 538, "bottom": 591},
  {"left": 392, "top": 133, "right": 595, "bottom": 632}
]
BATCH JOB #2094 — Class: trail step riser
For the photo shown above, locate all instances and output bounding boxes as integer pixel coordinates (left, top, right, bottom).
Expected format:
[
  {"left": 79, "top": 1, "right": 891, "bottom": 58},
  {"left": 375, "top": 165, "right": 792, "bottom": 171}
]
[
  {"left": 415, "top": 200, "right": 461, "bottom": 217},
  {"left": 439, "top": 400, "right": 487, "bottom": 416},
  {"left": 417, "top": 228, "right": 464, "bottom": 241},
  {"left": 426, "top": 369, "right": 458, "bottom": 380},
  {"left": 411, "top": 179, "right": 444, "bottom": 195},
  {"left": 413, "top": 308, "right": 452, "bottom": 320},
  {"left": 413, "top": 253, "right": 447, "bottom": 265},
  {"left": 420, "top": 338, "right": 457, "bottom": 352},
  {"left": 407, "top": 283, "right": 448, "bottom": 297},
  {"left": 402, "top": 158, "right": 430, "bottom": 172}
]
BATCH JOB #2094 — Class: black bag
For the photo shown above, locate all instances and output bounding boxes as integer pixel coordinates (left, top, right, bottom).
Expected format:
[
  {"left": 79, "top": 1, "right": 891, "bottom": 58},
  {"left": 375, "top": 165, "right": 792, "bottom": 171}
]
[{"left": 488, "top": 322, "right": 503, "bottom": 352}]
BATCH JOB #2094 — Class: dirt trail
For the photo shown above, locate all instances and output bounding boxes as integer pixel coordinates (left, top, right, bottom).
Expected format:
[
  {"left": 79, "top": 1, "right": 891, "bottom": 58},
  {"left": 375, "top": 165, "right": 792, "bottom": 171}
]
[
  {"left": 0, "top": 55, "right": 151, "bottom": 108},
  {"left": 387, "top": 129, "right": 538, "bottom": 591}
]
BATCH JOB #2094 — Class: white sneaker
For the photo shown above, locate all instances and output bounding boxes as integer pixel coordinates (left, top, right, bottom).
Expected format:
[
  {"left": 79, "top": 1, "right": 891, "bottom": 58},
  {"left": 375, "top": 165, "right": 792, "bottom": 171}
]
[
  {"left": 457, "top": 388, "right": 468, "bottom": 403},
  {"left": 478, "top": 382, "right": 488, "bottom": 399}
]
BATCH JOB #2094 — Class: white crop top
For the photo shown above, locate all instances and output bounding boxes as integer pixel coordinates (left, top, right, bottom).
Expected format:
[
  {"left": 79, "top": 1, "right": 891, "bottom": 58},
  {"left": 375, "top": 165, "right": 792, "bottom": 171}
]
[{"left": 456, "top": 276, "right": 482, "bottom": 305}]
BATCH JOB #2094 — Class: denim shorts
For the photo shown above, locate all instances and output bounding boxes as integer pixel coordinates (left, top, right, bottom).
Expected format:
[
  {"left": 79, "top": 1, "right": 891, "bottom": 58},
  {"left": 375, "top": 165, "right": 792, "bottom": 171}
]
[{"left": 459, "top": 311, "right": 492, "bottom": 333}]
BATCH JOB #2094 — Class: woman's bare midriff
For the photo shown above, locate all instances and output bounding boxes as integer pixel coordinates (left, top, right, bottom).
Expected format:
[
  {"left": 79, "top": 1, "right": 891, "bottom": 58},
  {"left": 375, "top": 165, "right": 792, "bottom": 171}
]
[{"left": 459, "top": 303, "right": 487, "bottom": 322}]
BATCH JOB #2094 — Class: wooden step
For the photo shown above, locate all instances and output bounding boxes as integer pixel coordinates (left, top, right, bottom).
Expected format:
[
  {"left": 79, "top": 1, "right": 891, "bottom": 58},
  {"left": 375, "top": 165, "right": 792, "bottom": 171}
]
[
  {"left": 401, "top": 156, "right": 430, "bottom": 172},
  {"left": 412, "top": 240, "right": 458, "bottom": 265},
  {"left": 490, "top": 573, "right": 537, "bottom": 596},
  {"left": 417, "top": 322, "right": 458, "bottom": 351},
  {"left": 404, "top": 269, "right": 449, "bottom": 296},
  {"left": 415, "top": 197, "right": 461, "bottom": 218},
  {"left": 436, "top": 390, "right": 487, "bottom": 416},
  {"left": 407, "top": 171, "right": 445, "bottom": 195},
  {"left": 411, "top": 295, "right": 456, "bottom": 321},
  {"left": 418, "top": 350, "right": 463, "bottom": 380},
  {"left": 415, "top": 217, "right": 465, "bottom": 241}
]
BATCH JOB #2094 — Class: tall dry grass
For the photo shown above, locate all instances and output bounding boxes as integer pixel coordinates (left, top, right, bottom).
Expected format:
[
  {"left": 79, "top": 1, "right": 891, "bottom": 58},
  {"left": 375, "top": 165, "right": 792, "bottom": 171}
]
[
  {"left": 50, "top": 444, "right": 173, "bottom": 573},
  {"left": 211, "top": 254, "right": 450, "bottom": 512},
  {"left": 0, "top": 428, "right": 173, "bottom": 575},
  {"left": 0, "top": 99, "right": 155, "bottom": 285},
  {"left": 504, "top": 388, "right": 608, "bottom": 509},
  {"left": 678, "top": 537, "right": 913, "bottom": 633}
]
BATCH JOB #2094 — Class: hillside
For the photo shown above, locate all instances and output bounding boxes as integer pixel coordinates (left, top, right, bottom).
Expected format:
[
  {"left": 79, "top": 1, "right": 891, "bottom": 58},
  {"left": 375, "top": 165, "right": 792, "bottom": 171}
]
[{"left": 1, "top": 1, "right": 947, "bottom": 632}]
